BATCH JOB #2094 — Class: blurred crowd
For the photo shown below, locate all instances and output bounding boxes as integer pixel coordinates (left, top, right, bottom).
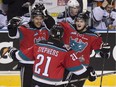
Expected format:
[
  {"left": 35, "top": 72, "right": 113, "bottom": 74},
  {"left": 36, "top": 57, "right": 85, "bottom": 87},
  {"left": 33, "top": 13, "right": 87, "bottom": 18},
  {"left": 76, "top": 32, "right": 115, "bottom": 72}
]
[{"left": 0, "top": 0, "right": 116, "bottom": 30}]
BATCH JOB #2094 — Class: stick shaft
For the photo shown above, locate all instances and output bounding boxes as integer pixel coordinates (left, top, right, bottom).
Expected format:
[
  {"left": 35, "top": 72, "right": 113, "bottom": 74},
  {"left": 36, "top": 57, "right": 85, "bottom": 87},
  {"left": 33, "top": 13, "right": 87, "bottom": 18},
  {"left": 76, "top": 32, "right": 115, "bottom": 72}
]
[{"left": 55, "top": 71, "right": 116, "bottom": 85}]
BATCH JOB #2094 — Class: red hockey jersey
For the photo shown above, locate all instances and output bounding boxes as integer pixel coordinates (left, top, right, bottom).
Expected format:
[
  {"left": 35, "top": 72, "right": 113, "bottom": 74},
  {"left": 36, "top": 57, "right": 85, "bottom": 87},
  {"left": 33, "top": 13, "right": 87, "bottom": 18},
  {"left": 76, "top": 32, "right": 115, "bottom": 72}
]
[
  {"left": 15, "top": 42, "right": 86, "bottom": 84},
  {"left": 18, "top": 25, "right": 49, "bottom": 51},
  {"left": 59, "top": 22, "right": 102, "bottom": 66}
]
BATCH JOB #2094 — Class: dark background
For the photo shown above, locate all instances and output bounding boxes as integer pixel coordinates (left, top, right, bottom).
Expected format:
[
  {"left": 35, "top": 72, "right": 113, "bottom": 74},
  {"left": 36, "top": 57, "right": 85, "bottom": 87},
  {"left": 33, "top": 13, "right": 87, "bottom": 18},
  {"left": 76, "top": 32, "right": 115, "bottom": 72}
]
[{"left": 0, "top": 32, "right": 115, "bottom": 70}]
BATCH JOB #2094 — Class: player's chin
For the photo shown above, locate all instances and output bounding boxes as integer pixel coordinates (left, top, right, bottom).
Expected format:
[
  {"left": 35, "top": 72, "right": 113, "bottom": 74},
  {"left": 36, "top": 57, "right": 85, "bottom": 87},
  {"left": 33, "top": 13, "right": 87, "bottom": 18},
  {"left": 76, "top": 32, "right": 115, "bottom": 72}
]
[{"left": 77, "top": 27, "right": 83, "bottom": 30}]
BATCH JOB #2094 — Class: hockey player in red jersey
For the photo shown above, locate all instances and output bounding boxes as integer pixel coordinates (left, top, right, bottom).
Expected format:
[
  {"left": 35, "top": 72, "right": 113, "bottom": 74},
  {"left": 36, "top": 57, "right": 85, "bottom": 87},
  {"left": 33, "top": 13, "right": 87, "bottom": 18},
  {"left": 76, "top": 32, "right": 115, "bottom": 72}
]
[
  {"left": 2, "top": 24, "right": 97, "bottom": 87},
  {"left": 7, "top": 3, "right": 55, "bottom": 87},
  {"left": 59, "top": 11, "right": 110, "bottom": 87},
  {"left": 8, "top": 10, "right": 49, "bottom": 51}
]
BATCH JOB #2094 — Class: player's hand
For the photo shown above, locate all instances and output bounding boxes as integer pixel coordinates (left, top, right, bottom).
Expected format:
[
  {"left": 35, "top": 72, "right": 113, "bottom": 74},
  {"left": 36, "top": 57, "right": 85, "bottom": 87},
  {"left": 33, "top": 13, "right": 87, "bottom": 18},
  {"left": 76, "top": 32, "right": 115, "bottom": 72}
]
[
  {"left": 100, "top": 43, "right": 110, "bottom": 59},
  {"left": 87, "top": 66, "right": 97, "bottom": 82},
  {"left": 34, "top": 3, "right": 49, "bottom": 16},
  {"left": 34, "top": 3, "right": 45, "bottom": 11},
  {"left": 0, "top": 47, "right": 17, "bottom": 58},
  {"left": 8, "top": 17, "right": 22, "bottom": 28}
]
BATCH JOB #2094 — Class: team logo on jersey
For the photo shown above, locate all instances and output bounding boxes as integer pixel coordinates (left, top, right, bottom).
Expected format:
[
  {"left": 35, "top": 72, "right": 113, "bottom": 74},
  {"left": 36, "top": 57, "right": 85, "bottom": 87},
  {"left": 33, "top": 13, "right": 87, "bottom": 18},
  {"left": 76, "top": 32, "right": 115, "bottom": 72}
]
[
  {"left": 34, "top": 37, "right": 46, "bottom": 44},
  {"left": 70, "top": 38, "right": 88, "bottom": 53}
]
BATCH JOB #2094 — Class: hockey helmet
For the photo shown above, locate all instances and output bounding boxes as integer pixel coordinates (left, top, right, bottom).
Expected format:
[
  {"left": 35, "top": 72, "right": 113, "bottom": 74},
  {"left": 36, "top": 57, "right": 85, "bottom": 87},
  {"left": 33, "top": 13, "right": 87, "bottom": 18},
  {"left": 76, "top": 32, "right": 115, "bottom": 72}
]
[
  {"left": 67, "top": 0, "right": 80, "bottom": 8},
  {"left": 75, "top": 11, "right": 90, "bottom": 23},
  {"left": 31, "top": 9, "right": 44, "bottom": 18},
  {"left": 50, "top": 24, "right": 64, "bottom": 39}
]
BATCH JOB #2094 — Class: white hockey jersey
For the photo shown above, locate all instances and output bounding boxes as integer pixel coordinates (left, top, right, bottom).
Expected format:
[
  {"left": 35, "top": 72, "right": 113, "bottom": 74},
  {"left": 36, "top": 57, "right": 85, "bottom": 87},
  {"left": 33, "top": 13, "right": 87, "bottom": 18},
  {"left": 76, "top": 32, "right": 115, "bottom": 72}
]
[{"left": 92, "top": 7, "right": 116, "bottom": 30}]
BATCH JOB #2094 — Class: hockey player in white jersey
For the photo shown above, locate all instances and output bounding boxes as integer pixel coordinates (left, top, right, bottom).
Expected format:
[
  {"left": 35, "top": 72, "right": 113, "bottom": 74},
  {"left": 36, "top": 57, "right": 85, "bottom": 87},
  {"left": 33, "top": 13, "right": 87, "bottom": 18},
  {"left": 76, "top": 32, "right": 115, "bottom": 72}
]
[{"left": 57, "top": 0, "right": 81, "bottom": 24}]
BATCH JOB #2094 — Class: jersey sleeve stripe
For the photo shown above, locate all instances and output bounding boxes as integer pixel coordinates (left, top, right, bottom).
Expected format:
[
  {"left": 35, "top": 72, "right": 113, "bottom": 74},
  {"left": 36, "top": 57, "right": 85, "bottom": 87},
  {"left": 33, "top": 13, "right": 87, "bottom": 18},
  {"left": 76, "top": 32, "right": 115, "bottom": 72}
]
[
  {"left": 33, "top": 73, "right": 62, "bottom": 81},
  {"left": 15, "top": 51, "right": 31, "bottom": 61},
  {"left": 67, "top": 65, "right": 83, "bottom": 72}
]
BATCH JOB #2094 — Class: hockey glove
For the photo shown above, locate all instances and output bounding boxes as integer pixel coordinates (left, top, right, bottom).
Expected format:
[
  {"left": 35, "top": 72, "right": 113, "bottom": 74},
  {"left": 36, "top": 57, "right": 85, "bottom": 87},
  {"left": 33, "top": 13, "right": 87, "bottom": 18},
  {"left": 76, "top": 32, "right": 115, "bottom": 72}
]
[
  {"left": 87, "top": 66, "right": 97, "bottom": 82},
  {"left": 0, "top": 47, "right": 17, "bottom": 58},
  {"left": 100, "top": 43, "right": 110, "bottom": 59},
  {"left": 33, "top": 3, "right": 49, "bottom": 16},
  {"left": 34, "top": 3, "right": 45, "bottom": 11},
  {"left": 8, "top": 17, "right": 22, "bottom": 28}
]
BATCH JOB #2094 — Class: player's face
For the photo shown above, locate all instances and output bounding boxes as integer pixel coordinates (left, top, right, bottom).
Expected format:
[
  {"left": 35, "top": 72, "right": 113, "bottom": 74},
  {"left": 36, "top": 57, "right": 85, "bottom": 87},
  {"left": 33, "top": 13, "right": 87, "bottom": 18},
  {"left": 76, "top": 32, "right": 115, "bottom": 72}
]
[
  {"left": 75, "top": 19, "right": 86, "bottom": 31},
  {"left": 69, "top": 7, "right": 80, "bottom": 16},
  {"left": 33, "top": 16, "right": 44, "bottom": 28}
]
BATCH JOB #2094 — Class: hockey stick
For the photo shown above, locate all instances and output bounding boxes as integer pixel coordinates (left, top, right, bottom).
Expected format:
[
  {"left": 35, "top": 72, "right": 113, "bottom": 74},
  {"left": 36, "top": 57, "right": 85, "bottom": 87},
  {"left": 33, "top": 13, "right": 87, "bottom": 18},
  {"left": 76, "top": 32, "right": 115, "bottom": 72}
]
[
  {"left": 55, "top": 71, "right": 116, "bottom": 86},
  {"left": 99, "top": 30, "right": 109, "bottom": 87},
  {"left": 99, "top": 2, "right": 113, "bottom": 86},
  {"left": 64, "top": 0, "right": 68, "bottom": 22},
  {"left": 22, "top": 2, "right": 32, "bottom": 16},
  {"left": 82, "top": 0, "right": 87, "bottom": 13}
]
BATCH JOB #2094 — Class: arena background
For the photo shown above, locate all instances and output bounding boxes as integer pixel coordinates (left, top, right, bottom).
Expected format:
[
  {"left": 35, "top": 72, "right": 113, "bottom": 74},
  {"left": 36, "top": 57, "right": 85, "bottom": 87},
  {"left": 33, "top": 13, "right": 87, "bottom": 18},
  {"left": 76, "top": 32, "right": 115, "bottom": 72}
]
[{"left": 0, "top": 0, "right": 116, "bottom": 87}]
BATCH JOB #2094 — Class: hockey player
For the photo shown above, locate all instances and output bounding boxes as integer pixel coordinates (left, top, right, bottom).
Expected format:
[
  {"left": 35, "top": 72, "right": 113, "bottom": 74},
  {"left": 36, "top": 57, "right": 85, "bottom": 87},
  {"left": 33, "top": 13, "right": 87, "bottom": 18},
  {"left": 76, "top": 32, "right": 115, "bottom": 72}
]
[
  {"left": 1, "top": 24, "right": 97, "bottom": 87},
  {"left": 7, "top": 8, "right": 50, "bottom": 87},
  {"left": 21, "top": 2, "right": 55, "bottom": 29},
  {"left": 59, "top": 12, "right": 110, "bottom": 87},
  {"left": 57, "top": 0, "right": 81, "bottom": 24}
]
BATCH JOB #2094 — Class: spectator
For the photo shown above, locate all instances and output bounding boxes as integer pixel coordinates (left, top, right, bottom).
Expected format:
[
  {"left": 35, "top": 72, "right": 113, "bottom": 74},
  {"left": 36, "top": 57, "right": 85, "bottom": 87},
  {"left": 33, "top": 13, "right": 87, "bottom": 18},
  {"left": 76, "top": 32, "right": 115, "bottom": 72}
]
[
  {"left": 111, "top": 9, "right": 116, "bottom": 29},
  {"left": 0, "top": 10, "right": 7, "bottom": 29},
  {"left": 92, "top": 0, "right": 116, "bottom": 30},
  {"left": 2, "top": 0, "right": 35, "bottom": 21}
]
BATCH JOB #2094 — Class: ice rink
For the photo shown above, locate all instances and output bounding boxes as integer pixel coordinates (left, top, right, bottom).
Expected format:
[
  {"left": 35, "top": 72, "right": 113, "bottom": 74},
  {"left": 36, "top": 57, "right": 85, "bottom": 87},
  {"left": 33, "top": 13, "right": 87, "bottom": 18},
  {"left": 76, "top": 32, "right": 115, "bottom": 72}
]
[{"left": 0, "top": 71, "right": 116, "bottom": 87}]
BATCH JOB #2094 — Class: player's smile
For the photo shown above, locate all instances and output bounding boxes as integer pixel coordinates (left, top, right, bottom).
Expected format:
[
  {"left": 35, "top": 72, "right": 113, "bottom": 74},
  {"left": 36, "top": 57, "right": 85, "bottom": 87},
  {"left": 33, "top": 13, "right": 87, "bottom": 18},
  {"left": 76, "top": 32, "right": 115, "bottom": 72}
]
[{"left": 33, "top": 16, "right": 44, "bottom": 28}]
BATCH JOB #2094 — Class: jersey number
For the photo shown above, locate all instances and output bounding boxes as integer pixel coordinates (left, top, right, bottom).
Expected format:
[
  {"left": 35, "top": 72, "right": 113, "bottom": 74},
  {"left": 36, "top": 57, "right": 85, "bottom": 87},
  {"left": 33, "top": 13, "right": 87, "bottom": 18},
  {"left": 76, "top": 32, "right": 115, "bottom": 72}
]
[{"left": 35, "top": 54, "right": 51, "bottom": 77}]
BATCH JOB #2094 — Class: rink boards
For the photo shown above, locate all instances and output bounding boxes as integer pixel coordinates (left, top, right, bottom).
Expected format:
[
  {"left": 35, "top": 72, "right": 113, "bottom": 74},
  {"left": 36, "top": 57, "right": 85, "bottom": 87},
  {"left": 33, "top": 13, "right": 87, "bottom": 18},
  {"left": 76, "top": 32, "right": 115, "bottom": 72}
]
[{"left": 0, "top": 71, "right": 116, "bottom": 87}]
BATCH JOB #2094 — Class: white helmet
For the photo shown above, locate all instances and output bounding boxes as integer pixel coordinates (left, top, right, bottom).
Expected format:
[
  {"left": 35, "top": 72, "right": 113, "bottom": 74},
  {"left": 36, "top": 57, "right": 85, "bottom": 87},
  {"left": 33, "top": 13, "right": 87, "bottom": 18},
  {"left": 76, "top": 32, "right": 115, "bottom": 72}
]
[{"left": 67, "top": 0, "right": 80, "bottom": 7}]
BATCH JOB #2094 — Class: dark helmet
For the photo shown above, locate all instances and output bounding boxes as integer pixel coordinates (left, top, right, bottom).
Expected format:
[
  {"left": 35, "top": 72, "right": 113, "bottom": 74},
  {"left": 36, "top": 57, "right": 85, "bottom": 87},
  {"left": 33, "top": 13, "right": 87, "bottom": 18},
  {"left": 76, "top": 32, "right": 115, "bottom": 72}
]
[
  {"left": 75, "top": 11, "right": 90, "bottom": 23},
  {"left": 31, "top": 9, "right": 44, "bottom": 19},
  {"left": 50, "top": 24, "right": 64, "bottom": 39}
]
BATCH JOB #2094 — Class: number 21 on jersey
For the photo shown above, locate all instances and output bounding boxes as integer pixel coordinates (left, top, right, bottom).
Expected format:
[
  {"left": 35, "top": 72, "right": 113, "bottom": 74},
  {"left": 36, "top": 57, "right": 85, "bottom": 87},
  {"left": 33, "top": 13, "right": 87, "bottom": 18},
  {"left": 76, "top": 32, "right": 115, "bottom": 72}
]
[{"left": 35, "top": 54, "right": 51, "bottom": 77}]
